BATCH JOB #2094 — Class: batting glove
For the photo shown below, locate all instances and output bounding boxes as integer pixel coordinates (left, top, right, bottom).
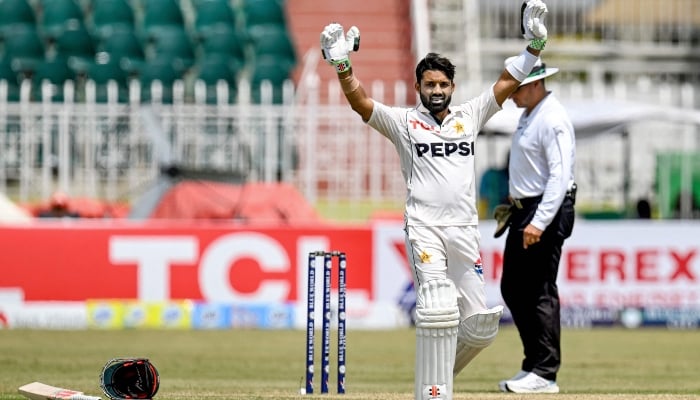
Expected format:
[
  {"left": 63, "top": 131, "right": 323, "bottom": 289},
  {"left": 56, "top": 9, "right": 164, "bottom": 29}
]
[
  {"left": 320, "top": 23, "right": 360, "bottom": 74},
  {"left": 521, "top": 0, "right": 548, "bottom": 50}
]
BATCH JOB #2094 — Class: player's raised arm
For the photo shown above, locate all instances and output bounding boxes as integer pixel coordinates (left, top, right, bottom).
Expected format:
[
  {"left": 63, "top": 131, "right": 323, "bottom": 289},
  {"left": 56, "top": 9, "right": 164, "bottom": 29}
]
[
  {"left": 493, "top": 0, "right": 549, "bottom": 106},
  {"left": 320, "top": 23, "right": 374, "bottom": 122}
]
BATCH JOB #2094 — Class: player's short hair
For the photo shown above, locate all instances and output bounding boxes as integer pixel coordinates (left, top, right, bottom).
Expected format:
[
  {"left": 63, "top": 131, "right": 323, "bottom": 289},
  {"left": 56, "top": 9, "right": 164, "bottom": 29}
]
[{"left": 416, "top": 53, "right": 456, "bottom": 83}]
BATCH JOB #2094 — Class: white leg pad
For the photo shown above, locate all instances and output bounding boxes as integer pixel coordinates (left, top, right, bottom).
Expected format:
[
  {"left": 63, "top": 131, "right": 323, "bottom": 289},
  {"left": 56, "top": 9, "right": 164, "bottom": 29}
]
[
  {"left": 453, "top": 305, "right": 504, "bottom": 376},
  {"left": 414, "top": 279, "right": 460, "bottom": 400}
]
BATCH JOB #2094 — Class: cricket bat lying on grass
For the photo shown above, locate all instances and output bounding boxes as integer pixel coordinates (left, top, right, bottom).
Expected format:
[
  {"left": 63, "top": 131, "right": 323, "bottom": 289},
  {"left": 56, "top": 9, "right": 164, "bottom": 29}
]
[{"left": 19, "top": 382, "right": 101, "bottom": 400}]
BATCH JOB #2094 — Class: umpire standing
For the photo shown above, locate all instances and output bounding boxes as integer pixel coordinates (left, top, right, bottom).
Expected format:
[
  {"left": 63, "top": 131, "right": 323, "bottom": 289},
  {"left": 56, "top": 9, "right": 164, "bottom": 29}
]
[{"left": 498, "top": 57, "right": 576, "bottom": 394}]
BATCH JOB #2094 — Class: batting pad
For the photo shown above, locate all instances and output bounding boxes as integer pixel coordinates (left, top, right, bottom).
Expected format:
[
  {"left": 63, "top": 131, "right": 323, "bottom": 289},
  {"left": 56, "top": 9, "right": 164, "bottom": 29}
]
[
  {"left": 453, "top": 305, "right": 504, "bottom": 376},
  {"left": 414, "top": 279, "right": 460, "bottom": 400}
]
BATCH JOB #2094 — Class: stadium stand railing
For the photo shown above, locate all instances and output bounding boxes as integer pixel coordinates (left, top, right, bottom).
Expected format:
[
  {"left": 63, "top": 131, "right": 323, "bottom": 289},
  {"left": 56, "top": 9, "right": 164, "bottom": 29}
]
[
  {"left": 0, "top": 0, "right": 698, "bottom": 220},
  {"left": 0, "top": 75, "right": 697, "bottom": 220}
]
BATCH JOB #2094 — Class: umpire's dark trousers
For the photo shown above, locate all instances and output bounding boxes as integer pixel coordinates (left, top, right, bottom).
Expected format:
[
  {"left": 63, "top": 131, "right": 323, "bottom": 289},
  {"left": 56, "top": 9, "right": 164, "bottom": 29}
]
[{"left": 500, "top": 194, "right": 575, "bottom": 382}]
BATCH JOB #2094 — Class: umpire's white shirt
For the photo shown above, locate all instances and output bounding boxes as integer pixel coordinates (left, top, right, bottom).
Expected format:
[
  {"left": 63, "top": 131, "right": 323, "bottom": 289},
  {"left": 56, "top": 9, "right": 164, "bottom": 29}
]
[
  {"left": 508, "top": 92, "right": 576, "bottom": 231},
  {"left": 367, "top": 87, "right": 500, "bottom": 226}
]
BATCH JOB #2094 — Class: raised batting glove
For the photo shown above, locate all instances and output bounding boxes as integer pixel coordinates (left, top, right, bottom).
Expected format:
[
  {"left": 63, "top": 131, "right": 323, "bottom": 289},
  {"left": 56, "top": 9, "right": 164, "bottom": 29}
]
[
  {"left": 521, "top": 0, "right": 548, "bottom": 50},
  {"left": 320, "top": 23, "right": 360, "bottom": 74}
]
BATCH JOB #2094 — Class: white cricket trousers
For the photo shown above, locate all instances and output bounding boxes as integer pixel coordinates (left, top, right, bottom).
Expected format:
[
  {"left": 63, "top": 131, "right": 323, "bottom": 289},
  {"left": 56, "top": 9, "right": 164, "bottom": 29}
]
[{"left": 404, "top": 225, "right": 488, "bottom": 319}]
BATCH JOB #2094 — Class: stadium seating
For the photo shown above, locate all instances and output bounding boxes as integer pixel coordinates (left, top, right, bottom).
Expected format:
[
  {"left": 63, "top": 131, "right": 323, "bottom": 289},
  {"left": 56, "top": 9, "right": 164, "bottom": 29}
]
[
  {"left": 194, "top": 54, "right": 239, "bottom": 104},
  {"left": 241, "top": 0, "right": 286, "bottom": 28},
  {"left": 193, "top": 0, "right": 237, "bottom": 36},
  {"left": 137, "top": 56, "right": 184, "bottom": 103},
  {"left": 0, "top": 24, "right": 44, "bottom": 77},
  {"left": 54, "top": 20, "right": 97, "bottom": 74},
  {"left": 145, "top": 25, "right": 195, "bottom": 72},
  {"left": 141, "top": 0, "right": 186, "bottom": 36},
  {"left": 85, "top": 53, "right": 130, "bottom": 103},
  {"left": 96, "top": 28, "right": 145, "bottom": 74},
  {"left": 90, "top": 0, "right": 136, "bottom": 39},
  {"left": 0, "top": 59, "right": 21, "bottom": 101},
  {"left": 38, "top": 0, "right": 85, "bottom": 40},
  {"left": 32, "top": 55, "right": 76, "bottom": 102},
  {"left": 0, "top": 0, "right": 297, "bottom": 105},
  {"left": 0, "top": 0, "right": 37, "bottom": 35},
  {"left": 249, "top": 55, "right": 292, "bottom": 104},
  {"left": 197, "top": 25, "right": 246, "bottom": 72},
  {"left": 246, "top": 23, "right": 295, "bottom": 63}
]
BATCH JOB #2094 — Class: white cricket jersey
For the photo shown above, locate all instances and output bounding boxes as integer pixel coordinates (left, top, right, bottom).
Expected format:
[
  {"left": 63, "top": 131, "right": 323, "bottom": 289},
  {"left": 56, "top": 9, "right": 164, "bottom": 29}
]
[
  {"left": 508, "top": 92, "right": 576, "bottom": 231},
  {"left": 367, "top": 87, "right": 501, "bottom": 226}
]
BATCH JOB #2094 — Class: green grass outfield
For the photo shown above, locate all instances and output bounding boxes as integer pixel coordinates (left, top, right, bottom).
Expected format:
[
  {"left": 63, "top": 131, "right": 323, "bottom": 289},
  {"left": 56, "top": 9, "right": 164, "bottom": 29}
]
[{"left": 1, "top": 326, "right": 699, "bottom": 400}]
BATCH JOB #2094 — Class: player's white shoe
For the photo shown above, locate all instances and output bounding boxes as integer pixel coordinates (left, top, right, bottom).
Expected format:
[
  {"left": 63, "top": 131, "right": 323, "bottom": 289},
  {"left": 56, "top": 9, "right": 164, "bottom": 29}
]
[
  {"left": 498, "top": 370, "right": 528, "bottom": 392},
  {"left": 505, "top": 372, "right": 559, "bottom": 393}
]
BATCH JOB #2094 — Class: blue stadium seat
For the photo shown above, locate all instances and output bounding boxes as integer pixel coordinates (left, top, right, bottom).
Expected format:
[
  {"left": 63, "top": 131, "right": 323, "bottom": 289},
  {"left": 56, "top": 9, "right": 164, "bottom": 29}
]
[
  {"left": 0, "top": 0, "right": 37, "bottom": 35},
  {"left": 197, "top": 25, "right": 246, "bottom": 72},
  {"left": 0, "top": 24, "right": 45, "bottom": 77},
  {"left": 137, "top": 56, "right": 184, "bottom": 103},
  {"left": 96, "top": 28, "right": 144, "bottom": 73},
  {"left": 194, "top": 54, "right": 239, "bottom": 104},
  {"left": 241, "top": 0, "right": 286, "bottom": 28},
  {"left": 246, "top": 23, "right": 295, "bottom": 63},
  {"left": 0, "top": 59, "right": 21, "bottom": 101},
  {"left": 85, "top": 52, "right": 130, "bottom": 103},
  {"left": 32, "top": 55, "right": 76, "bottom": 102},
  {"left": 141, "top": 0, "right": 185, "bottom": 36},
  {"left": 90, "top": 0, "right": 136, "bottom": 40},
  {"left": 249, "top": 55, "right": 293, "bottom": 104},
  {"left": 38, "top": 0, "right": 85, "bottom": 40},
  {"left": 54, "top": 20, "right": 97, "bottom": 74},
  {"left": 193, "top": 0, "right": 237, "bottom": 37},
  {"left": 145, "top": 26, "right": 195, "bottom": 73}
]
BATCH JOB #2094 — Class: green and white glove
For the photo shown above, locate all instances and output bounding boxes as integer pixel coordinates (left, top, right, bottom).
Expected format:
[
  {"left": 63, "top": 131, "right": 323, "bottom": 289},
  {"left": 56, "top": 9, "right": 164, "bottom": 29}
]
[
  {"left": 320, "top": 23, "right": 360, "bottom": 74},
  {"left": 521, "top": 0, "right": 548, "bottom": 50}
]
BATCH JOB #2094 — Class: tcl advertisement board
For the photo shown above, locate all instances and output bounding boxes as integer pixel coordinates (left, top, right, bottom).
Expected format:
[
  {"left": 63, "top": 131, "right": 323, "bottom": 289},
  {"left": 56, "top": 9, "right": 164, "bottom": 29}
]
[{"left": 0, "top": 220, "right": 698, "bottom": 329}]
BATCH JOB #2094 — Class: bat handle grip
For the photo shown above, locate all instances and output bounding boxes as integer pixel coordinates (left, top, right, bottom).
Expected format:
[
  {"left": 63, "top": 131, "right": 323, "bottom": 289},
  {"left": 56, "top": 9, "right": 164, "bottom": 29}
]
[{"left": 69, "top": 395, "right": 101, "bottom": 400}]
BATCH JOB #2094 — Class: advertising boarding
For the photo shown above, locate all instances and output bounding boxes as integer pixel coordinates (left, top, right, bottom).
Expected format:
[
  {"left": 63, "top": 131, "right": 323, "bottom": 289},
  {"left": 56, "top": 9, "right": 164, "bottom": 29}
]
[{"left": 0, "top": 220, "right": 698, "bottom": 329}]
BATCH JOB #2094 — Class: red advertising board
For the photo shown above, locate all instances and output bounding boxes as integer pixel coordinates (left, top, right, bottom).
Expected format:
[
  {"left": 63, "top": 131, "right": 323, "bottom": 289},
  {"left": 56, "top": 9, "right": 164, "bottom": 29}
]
[
  {"left": 1, "top": 220, "right": 699, "bottom": 316},
  {"left": 0, "top": 222, "right": 374, "bottom": 303}
]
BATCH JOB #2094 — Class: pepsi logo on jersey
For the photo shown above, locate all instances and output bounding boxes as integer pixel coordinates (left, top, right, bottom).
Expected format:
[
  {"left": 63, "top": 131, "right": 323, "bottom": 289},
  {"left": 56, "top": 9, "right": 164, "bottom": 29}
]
[{"left": 414, "top": 141, "right": 474, "bottom": 157}]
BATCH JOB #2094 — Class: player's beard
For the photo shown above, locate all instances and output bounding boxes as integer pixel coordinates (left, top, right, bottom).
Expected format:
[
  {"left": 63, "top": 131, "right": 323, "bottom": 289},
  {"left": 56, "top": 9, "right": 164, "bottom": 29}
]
[{"left": 420, "top": 92, "right": 451, "bottom": 115}]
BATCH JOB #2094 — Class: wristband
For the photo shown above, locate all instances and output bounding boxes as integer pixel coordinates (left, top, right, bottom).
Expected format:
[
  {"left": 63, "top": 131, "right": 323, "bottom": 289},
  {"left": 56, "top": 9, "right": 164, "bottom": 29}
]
[
  {"left": 505, "top": 49, "right": 538, "bottom": 82},
  {"left": 529, "top": 38, "right": 547, "bottom": 50},
  {"left": 332, "top": 58, "right": 351, "bottom": 74}
]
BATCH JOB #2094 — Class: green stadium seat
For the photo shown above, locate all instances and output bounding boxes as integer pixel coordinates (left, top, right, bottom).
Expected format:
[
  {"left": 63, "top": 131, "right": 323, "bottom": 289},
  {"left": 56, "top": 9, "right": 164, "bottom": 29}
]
[
  {"left": 0, "top": 24, "right": 45, "bottom": 76},
  {"left": 32, "top": 55, "right": 76, "bottom": 102},
  {"left": 90, "top": 0, "right": 135, "bottom": 40},
  {"left": 193, "top": 0, "right": 237, "bottom": 37},
  {"left": 137, "top": 56, "right": 184, "bottom": 103},
  {"left": 97, "top": 28, "right": 145, "bottom": 73},
  {"left": 39, "top": 0, "right": 85, "bottom": 40},
  {"left": 142, "top": 0, "right": 185, "bottom": 35},
  {"left": 197, "top": 25, "right": 246, "bottom": 71},
  {"left": 145, "top": 26, "right": 195, "bottom": 72},
  {"left": 249, "top": 55, "right": 293, "bottom": 104},
  {"left": 0, "top": 59, "right": 21, "bottom": 101},
  {"left": 54, "top": 21, "right": 96, "bottom": 73},
  {"left": 0, "top": 0, "right": 37, "bottom": 35},
  {"left": 241, "top": 0, "right": 286, "bottom": 28},
  {"left": 85, "top": 52, "right": 129, "bottom": 102},
  {"left": 246, "top": 23, "right": 295, "bottom": 62},
  {"left": 194, "top": 54, "right": 239, "bottom": 104}
]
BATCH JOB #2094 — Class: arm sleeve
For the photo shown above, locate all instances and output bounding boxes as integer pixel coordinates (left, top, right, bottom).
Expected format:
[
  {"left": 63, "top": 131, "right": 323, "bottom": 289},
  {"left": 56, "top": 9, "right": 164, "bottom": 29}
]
[
  {"left": 367, "top": 101, "right": 408, "bottom": 146},
  {"left": 531, "top": 122, "right": 574, "bottom": 230}
]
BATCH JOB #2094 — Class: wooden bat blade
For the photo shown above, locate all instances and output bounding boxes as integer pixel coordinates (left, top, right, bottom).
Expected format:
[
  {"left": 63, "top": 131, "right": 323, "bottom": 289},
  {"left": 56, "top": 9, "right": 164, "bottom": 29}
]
[{"left": 19, "top": 382, "right": 101, "bottom": 400}]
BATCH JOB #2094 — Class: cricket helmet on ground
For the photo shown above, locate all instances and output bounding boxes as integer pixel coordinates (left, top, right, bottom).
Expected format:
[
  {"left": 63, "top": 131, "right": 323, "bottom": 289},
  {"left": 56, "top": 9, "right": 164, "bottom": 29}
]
[{"left": 100, "top": 358, "right": 160, "bottom": 400}]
